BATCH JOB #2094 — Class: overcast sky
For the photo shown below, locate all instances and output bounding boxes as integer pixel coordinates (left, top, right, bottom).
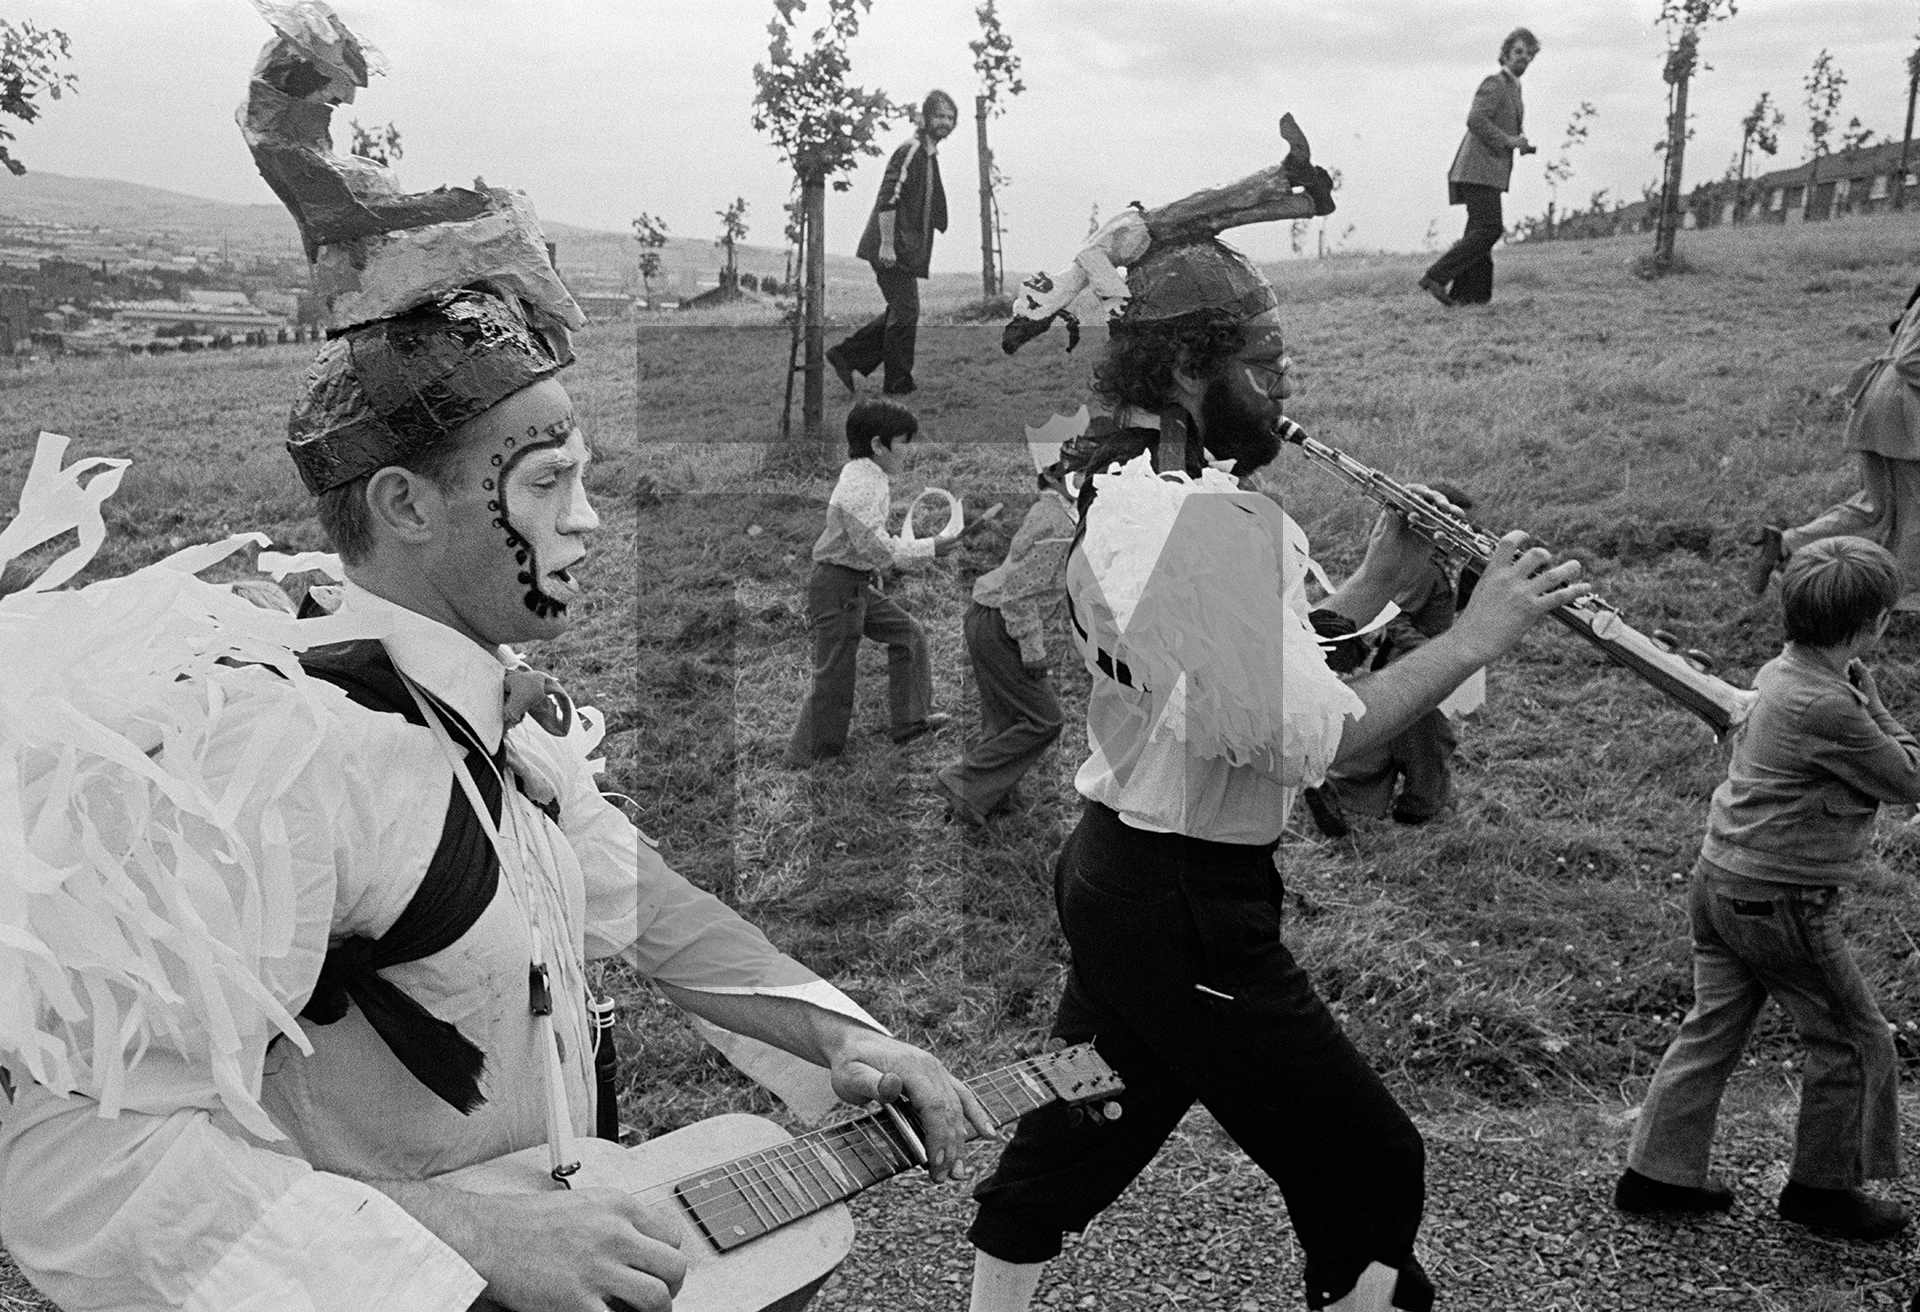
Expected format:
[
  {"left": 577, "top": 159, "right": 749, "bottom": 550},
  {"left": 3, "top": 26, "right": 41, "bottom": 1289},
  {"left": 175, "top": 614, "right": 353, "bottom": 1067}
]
[{"left": 10, "top": 0, "right": 1918, "bottom": 271}]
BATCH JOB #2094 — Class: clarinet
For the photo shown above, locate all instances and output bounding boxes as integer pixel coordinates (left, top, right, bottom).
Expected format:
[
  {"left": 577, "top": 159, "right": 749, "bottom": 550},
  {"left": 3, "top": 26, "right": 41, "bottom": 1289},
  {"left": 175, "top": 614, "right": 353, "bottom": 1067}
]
[{"left": 1275, "top": 418, "right": 1758, "bottom": 737}]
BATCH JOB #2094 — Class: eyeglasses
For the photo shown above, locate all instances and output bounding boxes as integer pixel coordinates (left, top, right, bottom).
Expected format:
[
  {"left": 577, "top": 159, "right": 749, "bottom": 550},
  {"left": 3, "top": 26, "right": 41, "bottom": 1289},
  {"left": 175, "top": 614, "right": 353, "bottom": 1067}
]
[{"left": 1242, "top": 356, "right": 1292, "bottom": 388}]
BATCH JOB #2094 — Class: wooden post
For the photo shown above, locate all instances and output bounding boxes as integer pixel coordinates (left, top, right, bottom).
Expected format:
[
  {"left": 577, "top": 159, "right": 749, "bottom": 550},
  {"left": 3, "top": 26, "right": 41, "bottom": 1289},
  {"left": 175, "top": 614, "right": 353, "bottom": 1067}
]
[
  {"left": 780, "top": 200, "right": 805, "bottom": 444},
  {"left": 1652, "top": 34, "right": 1692, "bottom": 271},
  {"left": 976, "top": 95, "right": 996, "bottom": 301},
  {"left": 802, "top": 166, "right": 827, "bottom": 451},
  {"left": 1898, "top": 61, "right": 1919, "bottom": 211}
]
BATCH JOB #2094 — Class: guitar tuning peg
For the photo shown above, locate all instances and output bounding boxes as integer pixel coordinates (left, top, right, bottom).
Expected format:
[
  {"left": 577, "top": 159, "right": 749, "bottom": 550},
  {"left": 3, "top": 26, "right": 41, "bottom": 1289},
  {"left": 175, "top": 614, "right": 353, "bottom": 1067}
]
[
  {"left": 1044, "top": 1037, "right": 1068, "bottom": 1053},
  {"left": 1101, "top": 1101, "right": 1123, "bottom": 1121}
]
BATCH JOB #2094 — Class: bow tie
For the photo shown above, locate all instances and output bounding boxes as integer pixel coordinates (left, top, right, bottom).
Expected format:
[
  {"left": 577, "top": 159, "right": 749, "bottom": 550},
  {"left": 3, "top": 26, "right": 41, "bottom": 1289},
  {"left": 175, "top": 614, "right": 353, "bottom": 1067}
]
[{"left": 503, "top": 667, "right": 574, "bottom": 737}]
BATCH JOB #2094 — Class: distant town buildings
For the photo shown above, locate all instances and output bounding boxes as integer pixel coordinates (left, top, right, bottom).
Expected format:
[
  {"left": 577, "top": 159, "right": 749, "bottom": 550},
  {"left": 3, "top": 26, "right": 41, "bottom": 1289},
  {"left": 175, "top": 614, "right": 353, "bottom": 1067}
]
[{"left": 1533, "top": 139, "right": 1920, "bottom": 242}]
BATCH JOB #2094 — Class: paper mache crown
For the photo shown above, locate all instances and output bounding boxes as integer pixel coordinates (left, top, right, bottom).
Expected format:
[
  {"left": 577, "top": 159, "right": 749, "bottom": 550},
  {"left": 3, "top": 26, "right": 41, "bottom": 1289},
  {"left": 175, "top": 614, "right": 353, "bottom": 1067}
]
[
  {"left": 240, "top": 0, "right": 585, "bottom": 494},
  {"left": 1001, "top": 113, "right": 1337, "bottom": 354}
]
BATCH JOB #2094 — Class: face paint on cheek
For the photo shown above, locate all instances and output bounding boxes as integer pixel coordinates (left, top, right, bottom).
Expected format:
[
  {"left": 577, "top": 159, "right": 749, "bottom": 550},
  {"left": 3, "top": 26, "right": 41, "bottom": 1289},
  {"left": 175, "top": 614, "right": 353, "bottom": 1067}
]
[
  {"left": 1242, "top": 365, "right": 1276, "bottom": 400},
  {"left": 493, "top": 419, "right": 580, "bottom": 619}
]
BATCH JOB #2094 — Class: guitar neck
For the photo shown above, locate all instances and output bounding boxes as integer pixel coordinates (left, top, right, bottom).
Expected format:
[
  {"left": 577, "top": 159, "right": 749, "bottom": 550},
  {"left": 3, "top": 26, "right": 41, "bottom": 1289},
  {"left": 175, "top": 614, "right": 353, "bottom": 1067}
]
[{"left": 674, "top": 1050, "right": 1097, "bottom": 1253}]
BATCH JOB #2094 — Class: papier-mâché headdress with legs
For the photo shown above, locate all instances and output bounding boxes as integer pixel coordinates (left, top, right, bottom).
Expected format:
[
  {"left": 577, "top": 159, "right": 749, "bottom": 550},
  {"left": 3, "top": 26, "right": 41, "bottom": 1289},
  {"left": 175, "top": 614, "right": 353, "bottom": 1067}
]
[{"left": 1002, "top": 112, "right": 1335, "bottom": 355}]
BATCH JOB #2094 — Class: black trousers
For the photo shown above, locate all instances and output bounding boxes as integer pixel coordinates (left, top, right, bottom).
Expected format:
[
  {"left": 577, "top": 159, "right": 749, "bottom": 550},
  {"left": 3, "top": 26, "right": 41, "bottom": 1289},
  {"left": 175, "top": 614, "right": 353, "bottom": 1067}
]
[
  {"left": 835, "top": 264, "right": 920, "bottom": 392},
  {"left": 1424, "top": 183, "right": 1503, "bottom": 302},
  {"left": 969, "top": 802, "right": 1432, "bottom": 1311}
]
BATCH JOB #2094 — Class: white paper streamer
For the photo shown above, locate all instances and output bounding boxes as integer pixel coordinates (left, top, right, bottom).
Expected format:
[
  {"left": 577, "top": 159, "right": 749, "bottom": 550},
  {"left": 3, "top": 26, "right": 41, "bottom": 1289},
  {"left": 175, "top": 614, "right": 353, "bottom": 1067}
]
[
  {"left": 257, "top": 549, "right": 346, "bottom": 582},
  {"left": 0, "top": 436, "right": 386, "bottom": 1136}
]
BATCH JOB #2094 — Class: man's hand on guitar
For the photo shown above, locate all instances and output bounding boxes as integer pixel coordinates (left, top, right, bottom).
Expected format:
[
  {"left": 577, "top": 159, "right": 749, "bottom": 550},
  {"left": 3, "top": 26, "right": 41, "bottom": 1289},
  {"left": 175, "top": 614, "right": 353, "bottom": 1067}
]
[
  {"left": 1453, "top": 530, "right": 1589, "bottom": 666},
  {"left": 822, "top": 1027, "right": 1001, "bottom": 1183},
  {"left": 441, "top": 1186, "right": 685, "bottom": 1312}
]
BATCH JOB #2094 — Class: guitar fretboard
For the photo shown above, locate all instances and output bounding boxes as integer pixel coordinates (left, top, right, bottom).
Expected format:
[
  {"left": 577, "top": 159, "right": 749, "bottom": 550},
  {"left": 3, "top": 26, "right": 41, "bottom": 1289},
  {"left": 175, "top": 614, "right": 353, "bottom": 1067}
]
[{"left": 675, "top": 1051, "right": 1104, "bottom": 1252}]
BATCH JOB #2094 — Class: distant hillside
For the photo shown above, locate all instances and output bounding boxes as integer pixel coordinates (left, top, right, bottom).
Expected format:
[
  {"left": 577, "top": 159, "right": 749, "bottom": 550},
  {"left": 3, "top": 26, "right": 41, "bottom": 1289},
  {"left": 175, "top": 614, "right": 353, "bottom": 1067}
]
[{"left": 0, "top": 170, "right": 871, "bottom": 290}]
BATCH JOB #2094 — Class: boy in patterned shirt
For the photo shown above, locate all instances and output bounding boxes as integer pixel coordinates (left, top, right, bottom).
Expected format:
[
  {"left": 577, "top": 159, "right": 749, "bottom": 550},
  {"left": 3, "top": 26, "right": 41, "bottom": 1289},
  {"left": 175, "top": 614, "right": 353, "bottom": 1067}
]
[{"left": 935, "top": 460, "right": 1078, "bottom": 825}]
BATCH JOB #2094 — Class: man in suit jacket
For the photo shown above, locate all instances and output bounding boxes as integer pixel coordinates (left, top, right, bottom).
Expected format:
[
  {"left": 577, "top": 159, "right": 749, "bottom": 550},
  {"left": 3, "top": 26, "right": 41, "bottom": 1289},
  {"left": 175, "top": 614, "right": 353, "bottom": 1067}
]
[
  {"left": 1420, "top": 29, "right": 1539, "bottom": 307},
  {"left": 828, "top": 90, "right": 955, "bottom": 396}
]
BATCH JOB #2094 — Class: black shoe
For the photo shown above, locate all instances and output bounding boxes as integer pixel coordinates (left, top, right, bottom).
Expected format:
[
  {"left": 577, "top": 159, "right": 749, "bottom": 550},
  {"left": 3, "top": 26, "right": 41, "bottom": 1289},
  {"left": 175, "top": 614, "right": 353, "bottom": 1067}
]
[
  {"left": 890, "top": 712, "right": 950, "bottom": 745},
  {"left": 1745, "top": 525, "right": 1785, "bottom": 596},
  {"left": 932, "top": 770, "right": 988, "bottom": 827},
  {"left": 881, "top": 376, "right": 916, "bottom": 395},
  {"left": 1301, "top": 785, "right": 1349, "bottom": 839},
  {"left": 1778, "top": 1181, "right": 1910, "bottom": 1240},
  {"left": 1417, "top": 276, "right": 1456, "bottom": 307},
  {"left": 825, "top": 346, "right": 857, "bottom": 394},
  {"left": 1613, "top": 1167, "right": 1734, "bottom": 1215}
]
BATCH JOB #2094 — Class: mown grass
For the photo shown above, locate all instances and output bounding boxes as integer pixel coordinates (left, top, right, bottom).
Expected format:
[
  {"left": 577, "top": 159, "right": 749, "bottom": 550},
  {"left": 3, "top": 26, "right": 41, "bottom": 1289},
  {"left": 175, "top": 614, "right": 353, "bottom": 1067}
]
[
  {"left": 5, "top": 215, "right": 1920, "bottom": 1304},
  {"left": 608, "top": 215, "right": 1920, "bottom": 1127}
]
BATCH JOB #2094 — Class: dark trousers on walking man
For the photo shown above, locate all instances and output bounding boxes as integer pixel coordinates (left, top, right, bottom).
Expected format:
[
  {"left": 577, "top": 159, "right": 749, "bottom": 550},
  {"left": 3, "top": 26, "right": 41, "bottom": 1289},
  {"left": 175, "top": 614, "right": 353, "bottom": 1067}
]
[
  {"left": 835, "top": 266, "right": 922, "bottom": 395},
  {"left": 1423, "top": 183, "right": 1502, "bottom": 305}
]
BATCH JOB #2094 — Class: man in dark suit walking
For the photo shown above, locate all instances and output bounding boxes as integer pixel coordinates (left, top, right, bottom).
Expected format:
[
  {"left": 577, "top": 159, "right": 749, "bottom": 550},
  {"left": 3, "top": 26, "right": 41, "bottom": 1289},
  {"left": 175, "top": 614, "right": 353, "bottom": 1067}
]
[
  {"left": 1420, "top": 28, "right": 1539, "bottom": 308},
  {"left": 828, "top": 90, "right": 955, "bottom": 396}
]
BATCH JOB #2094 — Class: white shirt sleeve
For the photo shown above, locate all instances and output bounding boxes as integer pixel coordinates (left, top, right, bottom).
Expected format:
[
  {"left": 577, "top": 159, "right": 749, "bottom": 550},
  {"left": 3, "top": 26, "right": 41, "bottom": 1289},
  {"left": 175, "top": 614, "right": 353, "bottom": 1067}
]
[
  {"left": 540, "top": 722, "right": 885, "bottom": 1121},
  {"left": 835, "top": 460, "right": 935, "bottom": 568}
]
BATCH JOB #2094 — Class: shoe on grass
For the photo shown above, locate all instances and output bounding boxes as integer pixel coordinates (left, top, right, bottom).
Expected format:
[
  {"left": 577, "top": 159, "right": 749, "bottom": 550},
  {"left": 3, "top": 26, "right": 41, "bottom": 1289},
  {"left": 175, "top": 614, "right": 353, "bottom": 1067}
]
[
  {"left": 1745, "top": 525, "right": 1786, "bottom": 596},
  {"left": 1417, "top": 276, "right": 1456, "bottom": 307},
  {"left": 933, "top": 770, "right": 988, "bottom": 828},
  {"left": 1613, "top": 1167, "right": 1734, "bottom": 1215},
  {"left": 1777, "top": 1181, "right": 1910, "bottom": 1241},
  {"left": 881, "top": 375, "right": 916, "bottom": 395},
  {"left": 1302, "top": 785, "right": 1350, "bottom": 839},
  {"left": 890, "top": 712, "right": 950, "bottom": 746},
  {"left": 825, "top": 345, "right": 857, "bottom": 394}
]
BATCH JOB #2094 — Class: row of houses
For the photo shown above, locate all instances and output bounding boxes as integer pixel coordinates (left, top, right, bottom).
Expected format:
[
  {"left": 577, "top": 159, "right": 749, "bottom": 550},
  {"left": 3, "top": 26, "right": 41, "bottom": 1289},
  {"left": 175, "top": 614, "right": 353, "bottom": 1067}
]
[{"left": 1541, "top": 138, "right": 1920, "bottom": 241}]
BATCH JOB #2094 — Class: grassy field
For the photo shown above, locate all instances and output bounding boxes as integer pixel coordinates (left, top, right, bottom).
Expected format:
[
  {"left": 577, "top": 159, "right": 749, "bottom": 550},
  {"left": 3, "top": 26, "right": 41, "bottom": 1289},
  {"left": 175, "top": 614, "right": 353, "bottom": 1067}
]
[{"left": 5, "top": 212, "right": 1920, "bottom": 1307}]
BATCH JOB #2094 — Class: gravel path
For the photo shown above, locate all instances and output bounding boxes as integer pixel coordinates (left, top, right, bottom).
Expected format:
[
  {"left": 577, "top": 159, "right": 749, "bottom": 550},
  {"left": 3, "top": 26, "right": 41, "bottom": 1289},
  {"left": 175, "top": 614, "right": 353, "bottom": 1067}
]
[
  {"left": 813, "top": 1077, "right": 1920, "bottom": 1312},
  {"left": 3, "top": 1077, "right": 1914, "bottom": 1310}
]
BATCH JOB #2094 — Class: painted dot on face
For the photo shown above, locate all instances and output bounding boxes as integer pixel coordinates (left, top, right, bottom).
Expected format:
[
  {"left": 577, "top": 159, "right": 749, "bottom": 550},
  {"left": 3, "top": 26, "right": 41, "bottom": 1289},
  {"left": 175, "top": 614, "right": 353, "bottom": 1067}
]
[{"left": 490, "top": 453, "right": 502, "bottom": 467}]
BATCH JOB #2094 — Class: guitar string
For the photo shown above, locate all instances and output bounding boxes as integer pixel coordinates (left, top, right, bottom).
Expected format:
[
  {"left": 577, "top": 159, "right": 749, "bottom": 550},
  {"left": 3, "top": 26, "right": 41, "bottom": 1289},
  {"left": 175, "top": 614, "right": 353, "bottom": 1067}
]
[
  {"left": 656, "top": 1055, "right": 1110, "bottom": 1240},
  {"left": 666, "top": 1083, "right": 996, "bottom": 1237},
  {"left": 662, "top": 1054, "right": 1106, "bottom": 1230}
]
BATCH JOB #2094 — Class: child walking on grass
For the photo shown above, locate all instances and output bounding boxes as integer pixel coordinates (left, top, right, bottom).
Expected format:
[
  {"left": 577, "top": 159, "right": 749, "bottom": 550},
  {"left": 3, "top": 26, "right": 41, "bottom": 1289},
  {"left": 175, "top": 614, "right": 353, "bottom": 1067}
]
[
  {"left": 786, "top": 398, "right": 957, "bottom": 765},
  {"left": 1615, "top": 536, "right": 1920, "bottom": 1241},
  {"left": 1307, "top": 484, "right": 1480, "bottom": 836},
  {"left": 933, "top": 460, "right": 1077, "bottom": 826}
]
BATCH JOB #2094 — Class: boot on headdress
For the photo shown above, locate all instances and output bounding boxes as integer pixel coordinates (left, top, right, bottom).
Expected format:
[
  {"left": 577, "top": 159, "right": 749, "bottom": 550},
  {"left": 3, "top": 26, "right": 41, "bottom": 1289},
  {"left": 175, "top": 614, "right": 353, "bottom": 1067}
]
[{"left": 1002, "top": 112, "right": 1335, "bottom": 353}]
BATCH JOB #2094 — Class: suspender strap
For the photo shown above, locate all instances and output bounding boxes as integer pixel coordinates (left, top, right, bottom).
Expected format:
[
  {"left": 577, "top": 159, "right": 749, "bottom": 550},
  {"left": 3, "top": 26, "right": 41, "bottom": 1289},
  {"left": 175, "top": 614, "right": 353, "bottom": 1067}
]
[
  {"left": 297, "top": 640, "right": 499, "bottom": 1114},
  {"left": 400, "top": 674, "right": 583, "bottom": 1187}
]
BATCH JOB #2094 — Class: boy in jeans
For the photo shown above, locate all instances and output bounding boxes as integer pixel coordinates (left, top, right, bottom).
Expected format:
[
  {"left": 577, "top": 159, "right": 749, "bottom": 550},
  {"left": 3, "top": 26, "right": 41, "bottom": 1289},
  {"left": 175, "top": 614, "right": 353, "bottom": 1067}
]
[
  {"left": 1616, "top": 536, "right": 1920, "bottom": 1240},
  {"left": 786, "top": 399, "right": 956, "bottom": 765}
]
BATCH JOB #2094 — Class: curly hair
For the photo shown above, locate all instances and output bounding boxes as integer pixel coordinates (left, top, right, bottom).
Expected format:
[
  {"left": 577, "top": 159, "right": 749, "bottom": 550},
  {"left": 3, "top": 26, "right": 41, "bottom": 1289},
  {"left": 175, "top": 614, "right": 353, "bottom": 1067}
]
[{"left": 1090, "top": 312, "right": 1248, "bottom": 414}]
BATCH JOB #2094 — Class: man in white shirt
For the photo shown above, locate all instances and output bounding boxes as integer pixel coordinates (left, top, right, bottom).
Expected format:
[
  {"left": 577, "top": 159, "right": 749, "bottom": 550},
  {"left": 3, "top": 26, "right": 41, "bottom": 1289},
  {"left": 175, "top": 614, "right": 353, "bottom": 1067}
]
[
  {"left": 964, "top": 237, "right": 1588, "bottom": 1312},
  {"left": 0, "top": 291, "right": 995, "bottom": 1312}
]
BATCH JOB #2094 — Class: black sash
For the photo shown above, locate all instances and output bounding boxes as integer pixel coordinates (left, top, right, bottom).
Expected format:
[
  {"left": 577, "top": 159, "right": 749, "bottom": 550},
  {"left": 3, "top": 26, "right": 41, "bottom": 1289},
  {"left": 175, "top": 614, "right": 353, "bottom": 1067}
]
[{"left": 296, "top": 638, "right": 524, "bottom": 1114}]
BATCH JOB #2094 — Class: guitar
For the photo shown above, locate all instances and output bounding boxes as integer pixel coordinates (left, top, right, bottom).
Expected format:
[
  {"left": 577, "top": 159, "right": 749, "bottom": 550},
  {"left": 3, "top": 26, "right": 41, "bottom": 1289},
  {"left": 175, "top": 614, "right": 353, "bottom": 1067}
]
[{"left": 442, "top": 1044, "right": 1122, "bottom": 1312}]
